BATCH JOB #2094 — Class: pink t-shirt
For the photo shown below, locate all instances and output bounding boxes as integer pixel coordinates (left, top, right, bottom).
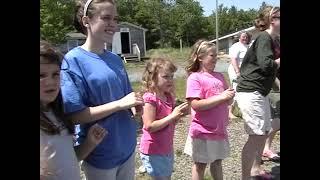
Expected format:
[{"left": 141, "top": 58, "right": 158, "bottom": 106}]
[
  {"left": 186, "top": 72, "right": 229, "bottom": 140},
  {"left": 139, "top": 92, "right": 175, "bottom": 155}
]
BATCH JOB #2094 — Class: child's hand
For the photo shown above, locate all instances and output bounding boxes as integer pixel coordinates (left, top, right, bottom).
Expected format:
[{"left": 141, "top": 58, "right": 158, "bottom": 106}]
[
  {"left": 119, "top": 92, "right": 144, "bottom": 110},
  {"left": 86, "top": 123, "right": 108, "bottom": 146},
  {"left": 221, "top": 88, "right": 235, "bottom": 101},
  {"left": 133, "top": 92, "right": 143, "bottom": 117},
  {"left": 171, "top": 102, "right": 189, "bottom": 120},
  {"left": 40, "top": 143, "right": 53, "bottom": 179}
]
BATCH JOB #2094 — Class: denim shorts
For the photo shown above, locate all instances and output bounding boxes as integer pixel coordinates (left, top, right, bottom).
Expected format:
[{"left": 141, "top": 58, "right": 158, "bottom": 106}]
[{"left": 140, "top": 153, "right": 174, "bottom": 177}]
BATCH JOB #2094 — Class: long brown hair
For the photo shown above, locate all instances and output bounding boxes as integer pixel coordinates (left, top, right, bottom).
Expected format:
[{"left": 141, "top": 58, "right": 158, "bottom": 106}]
[
  {"left": 40, "top": 40, "right": 74, "bottom": 135},
  {"left": 255, "top": 6, "right": 280, "bottom": 31},
  {"left": 185, "top": 39, "right": 216, "bottom": 75}
]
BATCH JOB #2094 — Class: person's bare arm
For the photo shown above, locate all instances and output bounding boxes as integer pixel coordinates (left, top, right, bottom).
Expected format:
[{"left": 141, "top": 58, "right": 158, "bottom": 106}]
[
  {"left": 74, "top": 140, "right": 97, "bottom": 161},
  {"left": 190, "top": 89, "right": 235, "bottom": 111},
  {"left": 143, "top": 102, "right": 189, "bottom": 133},
  {"left": 74, "top": 123, "right": 107, "bottom": 161},
  {"left": 69, "top": 92, "right": 144, "bottom": 124},
  {"left": 230, "top": 57, "right": 240, "bottom": 76}
]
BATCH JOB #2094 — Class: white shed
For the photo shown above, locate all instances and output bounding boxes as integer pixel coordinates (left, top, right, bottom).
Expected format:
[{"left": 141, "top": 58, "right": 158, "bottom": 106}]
[{"left": 62, "top": 22, "right": 147, "bottom": 61}]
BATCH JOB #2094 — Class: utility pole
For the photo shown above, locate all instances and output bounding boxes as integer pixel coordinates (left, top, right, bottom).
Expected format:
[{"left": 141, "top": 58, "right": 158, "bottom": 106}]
[{"left": 215, "top": 0, "right": 219, "bottom": 54}]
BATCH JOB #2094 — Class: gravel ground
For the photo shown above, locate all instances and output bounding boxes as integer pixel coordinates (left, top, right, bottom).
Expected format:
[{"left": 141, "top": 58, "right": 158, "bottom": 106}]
[
  {"left": 135, "top": 116, "right": 280, "bottom": 180},
  {"left": 80, "top": 55, "right": 280, "bottom": 180},
  {"left": 80, "top": 116, "right": 280, "bottom": 180}
]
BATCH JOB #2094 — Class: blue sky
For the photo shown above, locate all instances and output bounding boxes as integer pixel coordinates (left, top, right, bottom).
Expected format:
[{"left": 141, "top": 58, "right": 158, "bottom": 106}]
[{"left": 196, "top": 0, "right": 280, "bottom": 16}]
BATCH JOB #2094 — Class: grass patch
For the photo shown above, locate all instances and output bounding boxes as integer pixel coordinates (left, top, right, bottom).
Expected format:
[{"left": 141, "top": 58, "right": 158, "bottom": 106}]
[
  {"left": 174, "top": 77, "right": 187, "bottom": 101},
  {"left": 124, "top": 61, "right": 146, "bottom": 69},
  {"left": 146, "top": 48, "right": 191, "bottom": 62},
  {"left": 131, "top": 81, "right": 142, "bottom": 92},
  {"left": 204, "top": 170, "right": 212, "bottom": 180}
]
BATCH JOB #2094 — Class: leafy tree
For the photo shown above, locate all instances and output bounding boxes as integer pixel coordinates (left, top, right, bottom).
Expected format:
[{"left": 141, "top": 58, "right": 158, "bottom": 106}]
[
  {"left": 40, "top": 0, "right": 264, "bottom": 48},
  {"left": 40, "top": 0, "right": 75, "bottom": 44}
]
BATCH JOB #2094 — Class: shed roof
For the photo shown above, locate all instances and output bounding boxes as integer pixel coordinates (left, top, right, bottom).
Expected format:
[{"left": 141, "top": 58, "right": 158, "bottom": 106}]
[
  {"left": 210, "top": 26, "right": 255, "bottom": 43},
  {"left": 66, "top": 22, "right": 148, "bottom": 40},
  {"left": 119, "top": 22, "right": 148, "bottom": 31}
]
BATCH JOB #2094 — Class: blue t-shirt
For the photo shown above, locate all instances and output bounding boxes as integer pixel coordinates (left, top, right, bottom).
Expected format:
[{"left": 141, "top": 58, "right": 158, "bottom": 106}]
[{"left": 60, "top": 47, "right": 137, "bottom": 169}]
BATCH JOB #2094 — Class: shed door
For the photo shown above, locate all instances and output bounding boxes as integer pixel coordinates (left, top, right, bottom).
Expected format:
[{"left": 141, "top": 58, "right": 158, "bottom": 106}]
[{"left": 121, "top": 32, "right": 130, "bottom": 54}]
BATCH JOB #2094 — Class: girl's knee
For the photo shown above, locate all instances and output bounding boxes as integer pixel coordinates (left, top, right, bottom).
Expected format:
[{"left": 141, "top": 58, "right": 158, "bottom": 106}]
[
  {"left": 211, "top": 160, "right": 222, "bottom": 167},
  {"left": 248, "top": 135, "right": 268, "bottom": 144},
  {"left": 194, "top": 162, "right": 207, "bottom": 171}
]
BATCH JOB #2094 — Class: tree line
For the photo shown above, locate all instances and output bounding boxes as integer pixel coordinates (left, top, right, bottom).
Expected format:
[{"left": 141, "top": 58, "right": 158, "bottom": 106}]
[{"left": 40, "top": 0, "right": 270, "bottom": 49}]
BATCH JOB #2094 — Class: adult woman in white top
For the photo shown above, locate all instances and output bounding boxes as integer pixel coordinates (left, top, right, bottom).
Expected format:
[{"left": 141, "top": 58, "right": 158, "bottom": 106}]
[{"left": 228, "top": 32, "right": 249, "bottom": 119}]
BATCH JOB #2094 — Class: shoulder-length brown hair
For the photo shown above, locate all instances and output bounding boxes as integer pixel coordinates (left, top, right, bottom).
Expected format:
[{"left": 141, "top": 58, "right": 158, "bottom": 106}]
[{"left": 40, "top": 40, "right": 74, "bottom": 135}]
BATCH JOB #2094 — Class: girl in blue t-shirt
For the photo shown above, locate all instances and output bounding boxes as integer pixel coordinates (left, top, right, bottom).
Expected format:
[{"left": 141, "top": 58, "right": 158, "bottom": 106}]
[{"left": 60, "top": 0, "right": 144, "bottom": 179}]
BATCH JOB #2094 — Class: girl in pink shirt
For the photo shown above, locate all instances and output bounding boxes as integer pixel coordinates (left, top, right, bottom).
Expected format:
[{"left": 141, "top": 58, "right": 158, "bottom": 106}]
[
  {"left": 184, "top": 40, "right": 235, "bottom": 180},
  {"left": 139, "top": 58, "right": 189, "bottom": 179}
]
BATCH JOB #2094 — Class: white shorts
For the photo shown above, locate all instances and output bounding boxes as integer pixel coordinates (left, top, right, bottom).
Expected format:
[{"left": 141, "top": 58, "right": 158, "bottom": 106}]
[
  {"left": 236, "top": 91, "right": 272, "bottom": 135},
  {"left": 184, "top": 135, "right": 230, "bottom": 163}
]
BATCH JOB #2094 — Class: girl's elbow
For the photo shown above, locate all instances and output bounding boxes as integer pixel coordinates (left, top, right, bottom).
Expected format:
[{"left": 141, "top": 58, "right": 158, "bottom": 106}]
[
  {"left": 144, "top": 125, "right": 152, "bottom": 131},
  {"left": 191, "top": 104, "right": 203, "bottom": 111},
  {"left": 144, "top": 124, "right": 154, "bottom": 132},
  {"left": 145, "top": 126, "right": 157, "bottom": 133}
]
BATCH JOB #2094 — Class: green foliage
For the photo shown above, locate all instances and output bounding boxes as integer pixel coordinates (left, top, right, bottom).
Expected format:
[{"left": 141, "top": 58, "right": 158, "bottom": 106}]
[
  {"left": 40, "top": 0, "right": 75, "bottom": 44},
  {"left": 117, "top": 0, "right": 263, "bottom": 48},
  {"left": 40, "top": 0, "right": 267, "bottom": 47}
]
